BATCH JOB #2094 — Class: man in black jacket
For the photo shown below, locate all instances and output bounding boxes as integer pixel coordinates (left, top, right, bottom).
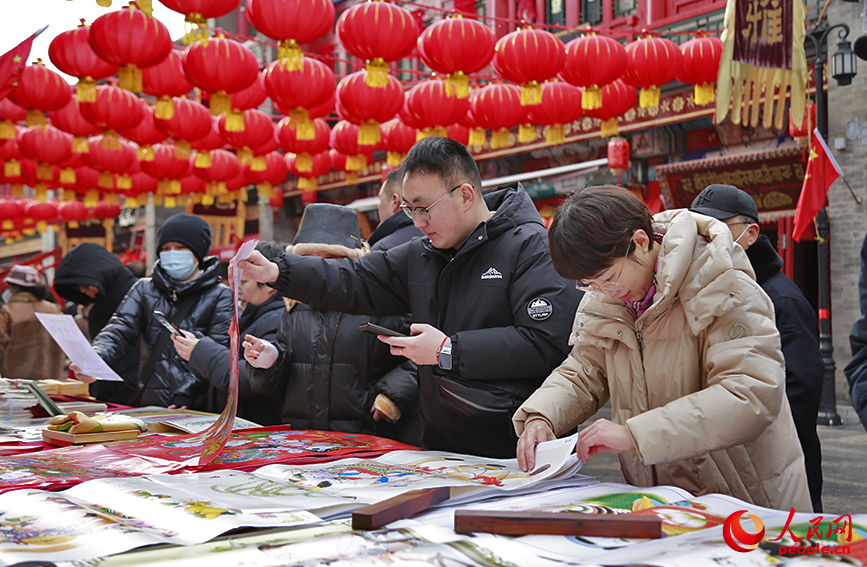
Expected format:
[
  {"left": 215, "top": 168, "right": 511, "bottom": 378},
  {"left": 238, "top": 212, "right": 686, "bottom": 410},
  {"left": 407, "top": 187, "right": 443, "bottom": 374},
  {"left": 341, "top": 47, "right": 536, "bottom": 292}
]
[
  {"left": 844, "top": 232, "right": 867, "bottom": 433},
  {"left": 368, "top": 167, "right": 422, "bottom": 251},
  {"left": 241, "top": 137, "right": 581, "bottom": 458},
  {"left": 692, "top": 184, "right": 824, "bottom": 512}
]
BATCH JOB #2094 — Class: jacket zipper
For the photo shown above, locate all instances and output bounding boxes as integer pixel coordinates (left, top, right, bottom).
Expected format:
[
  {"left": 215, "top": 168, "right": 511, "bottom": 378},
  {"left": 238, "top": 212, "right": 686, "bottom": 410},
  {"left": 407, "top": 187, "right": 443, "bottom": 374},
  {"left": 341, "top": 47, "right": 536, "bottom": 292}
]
[
  {"left": 440, "top": 385, "right": 509, "bottom": 412},
  {"left": 582, "top": 309, "right": 645, "bottom": 352}
]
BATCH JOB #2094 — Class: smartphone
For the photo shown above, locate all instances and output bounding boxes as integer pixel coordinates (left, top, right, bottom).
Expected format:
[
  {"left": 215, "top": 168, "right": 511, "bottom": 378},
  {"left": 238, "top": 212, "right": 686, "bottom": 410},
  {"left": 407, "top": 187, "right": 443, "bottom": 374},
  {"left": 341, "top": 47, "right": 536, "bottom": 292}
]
[
  {"left": 153, "top": 311, "right": 181, "bottom": 335},
  {"left": 358, "top": 322, "right": 407, "bottom": 338}
]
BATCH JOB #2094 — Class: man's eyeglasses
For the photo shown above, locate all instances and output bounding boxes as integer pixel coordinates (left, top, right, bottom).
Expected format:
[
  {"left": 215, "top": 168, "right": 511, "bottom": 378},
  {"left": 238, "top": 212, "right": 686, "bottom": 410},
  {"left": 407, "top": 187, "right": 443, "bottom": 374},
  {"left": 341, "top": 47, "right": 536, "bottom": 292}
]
[
  {"left": 576, "top": 244, "right": 631, "bottom": 293},
  {"left": 400, "top": 184, "right": 468, "bottom": 222}
]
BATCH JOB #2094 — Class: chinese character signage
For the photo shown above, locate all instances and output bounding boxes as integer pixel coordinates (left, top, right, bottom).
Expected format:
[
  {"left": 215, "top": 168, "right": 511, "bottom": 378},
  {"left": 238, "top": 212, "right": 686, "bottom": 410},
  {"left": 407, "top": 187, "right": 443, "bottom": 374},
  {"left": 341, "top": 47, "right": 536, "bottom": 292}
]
[{"left": 734, "top": 0, "right": 793, "bottom": 69}]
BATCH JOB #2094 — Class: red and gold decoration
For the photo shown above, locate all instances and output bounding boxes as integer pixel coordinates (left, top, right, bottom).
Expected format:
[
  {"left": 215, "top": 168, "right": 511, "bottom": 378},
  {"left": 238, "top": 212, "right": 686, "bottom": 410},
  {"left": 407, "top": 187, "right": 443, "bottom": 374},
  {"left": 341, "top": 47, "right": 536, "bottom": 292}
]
[
  {"left": 493, "top": 28, "right": 565, "bottom": 106},
  {"left": 560, "top": 34, "right": 627, "bottom": 110},
  {"left": 277, "top": 117, "right": 330, "bottom": 173},
  {"left": 623, "top": 35, "right": 683, "bottom": 109},
  {"left": 526, "top": 81, "right": 583, "bottom": 145},
  {"left": 676, "top": 33, "right": 723, "bottom": 105},
  {"left": 82, "top": 135, "right": 138, "bottom": 194},
  {"left": 91, "top": 199, "right": 122, "bottom": 229},
  {"left": 182, "top": 36, "right": 260, "bottom": 116},
  {"left": 585, "top": 78, "right": 638, "bottom": 138},
  {"left": 140, "top": 143, "right": 191, "bottom": 205},
  {"left": 418, "top": 16, "right": 495, "bottom": 98},
  {"left": 264, "top": 57, "right": 335, "bottom": 140},
  {"left": 380, "top": 118, "right": 417, "bottom": 166},
  {"left": 788, "top": 102, "right": 816, "bottom": 140},
  {"left": 336, "top": 70, "right": 403, "bottom": 145},
  {"left": 329, "top": 120, "right": 377, "bottom": 171},
  {"left": 190, "top": 116, "right": 227, "bottom": 168},
  {"left": 160, "top": 0, "right": 242, "bottom": 44},
  {"left": 287, "top": 150, "right": 331, "bottom": 192},
  {"left": 242, "top": 151, "right": 288, "bottom": 200},
  {"left": 57, "top": 199, "right": 88, "bottom": 228},
  {"left": 245, "top": 0, "right": 335, "bottom": 69},
  {"left": 220, "top": 73, "right": 267, "bottom": 132},
  {"left": 79, "top": 85, "right": 144, "bottom": 149},
  {"left": 218, "top": 108, "right": 274, "bottom": 169},
  {"left": 118, "top": 105, "right": 167, "bottom": 161},
  {"left": 48, "top": 96, "right": 101, "bottom": 154},
  {"left": 48, "top": 22, "right": 119, "bottom": 102},
  {"left": 328, "top": 148, "right": 370, "bottom": 185},
  {"left": 0, "top": 99, "right": 26, "bottom": 140},
  {"left": 190, "top": 148, "right": 239, "bottom": 203},
  {"left": 24, "top": 200, "right": 59, "bottom": 234},
  {"left": 470, "top": 83, "right": 524, "bottom": 149},
  {"left": 405, "top": 80, "right": 469, "bottom": 139},
  {"left": 142, "top": 52, "right": 195, "bottom": 119},
  {"left": 7, "top": 61, "right": 72, "bottom": 127},
  {"left": 607, "top": 136, "right": 630, "bottom": 177},
  {"left": 153, "top": 97, "right": 212, "bottom": 156},
  {"left": 18, "top": 126, "right": 73, "bottom": 200}
]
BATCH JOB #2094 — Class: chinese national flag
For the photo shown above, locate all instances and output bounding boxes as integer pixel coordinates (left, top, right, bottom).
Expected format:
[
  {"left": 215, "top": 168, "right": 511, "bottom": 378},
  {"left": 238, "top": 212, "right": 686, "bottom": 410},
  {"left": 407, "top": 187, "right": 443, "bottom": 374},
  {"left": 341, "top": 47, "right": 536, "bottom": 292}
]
[
  {"left": 0, "top": 29, "right": 45, "bottom": 102},
  {"left": 793, "top": 129, "right": 843, "bottom": 242}
]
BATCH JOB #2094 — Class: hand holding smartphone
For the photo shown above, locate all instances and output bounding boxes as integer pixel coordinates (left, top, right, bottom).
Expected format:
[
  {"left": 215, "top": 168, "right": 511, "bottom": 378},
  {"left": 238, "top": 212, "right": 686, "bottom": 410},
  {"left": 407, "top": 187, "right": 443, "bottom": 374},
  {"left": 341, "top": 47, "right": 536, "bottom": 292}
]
[
  {"left": 153, "top": 311, "right": 182, "bottom": 335},
  {"left": 358, "top": 322, "right": 407, "bottom": 338}
]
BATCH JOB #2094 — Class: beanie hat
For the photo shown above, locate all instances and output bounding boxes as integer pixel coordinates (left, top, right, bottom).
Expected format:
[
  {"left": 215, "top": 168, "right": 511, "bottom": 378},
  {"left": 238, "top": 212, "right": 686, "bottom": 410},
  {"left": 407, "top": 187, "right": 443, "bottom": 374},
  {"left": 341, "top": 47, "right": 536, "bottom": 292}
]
[
  {"left": 157, "top": 214, "right": 212, "bottom": 262},
  {"left": 4, "top": 265, "right": 41, "bottom": 287}
]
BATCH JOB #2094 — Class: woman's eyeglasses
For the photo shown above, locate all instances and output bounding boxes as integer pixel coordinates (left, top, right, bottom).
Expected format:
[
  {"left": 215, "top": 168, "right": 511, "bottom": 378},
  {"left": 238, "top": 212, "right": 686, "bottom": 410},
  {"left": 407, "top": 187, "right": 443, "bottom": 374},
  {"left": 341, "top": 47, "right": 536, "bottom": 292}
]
[
  {"left": 400, "top": 184, "right": 468, "bottom": 221},
  {"left": 576, "top": 245, "right": 631, "bottom": 293}
]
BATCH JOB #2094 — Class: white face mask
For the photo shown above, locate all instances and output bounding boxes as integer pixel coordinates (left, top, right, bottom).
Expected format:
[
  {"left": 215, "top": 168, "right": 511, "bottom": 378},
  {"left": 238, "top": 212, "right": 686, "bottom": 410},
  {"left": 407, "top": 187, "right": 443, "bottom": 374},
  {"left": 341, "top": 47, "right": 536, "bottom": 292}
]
[{"left": 733, "top": 227, "right": 748, "bottom": 246}]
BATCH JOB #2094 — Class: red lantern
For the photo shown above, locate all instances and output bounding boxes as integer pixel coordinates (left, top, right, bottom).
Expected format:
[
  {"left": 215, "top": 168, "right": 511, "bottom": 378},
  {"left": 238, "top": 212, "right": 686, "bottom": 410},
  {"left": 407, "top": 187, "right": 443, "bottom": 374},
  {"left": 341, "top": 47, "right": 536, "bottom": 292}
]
[
  {"left": 57, "top": 154, "right": 83, "bottom": 191},
  {"left": 406, "top": 80, "right": 469, "bottom": 138},
  {"left": 176, "top": 174, "right": 207, "bottom": 207},
  {"left": 142, "top": 51, "right": 195, "bottom": 120},
  {"left": 243, "top": 151, "right": 288, "bottom": 199},
  {"left": 218, "top": 108, "right": 275, "bottom": 169},
  {"left": 0, "top": 99, "right": 26, "bottom": 140},
  {"left": 183, "top": 37, "right": 259, "bottom": 115},
  {"left": 159, "top": 0, "right": 242, "bottom": 43},
  {"left": 58, "top": 199, "right": 88, "bottom": 228},
  {"left": 623, "top": 36, "right": 683, "bottom": 109},
  {"left": 119, "top": 105, "right": 167, "bottom": 161},
  {"left": 676, "top": 34, "right": 723, "bottom": 105},
  {"left": 91, "top": 200, "right": 122, "bottom": 228},
  {"left": 269, "top": 188, "right": 284, "bottom": 209},
  {"left": 560, "top": 34, "right": 627, "bottom": 110},
  {"left": 307, "top": 90, "right": 336, "bottom": 120},
  {"left": 493, "top": 28, "right": 565, "bottom": 106},
  {"left": 153, "top": 97, "right": 213, "bottom": 155},
  {"left": 788, "top": 102, "right": 817, "bottom": 139},
  {"left": 336, "top": 71, "right": 404, "bottom": 145},
  {"left": 83, "top": 135, "right": 138, "bottom": 190},
  {"left": 526, "top": 81, "right": 583, "bottom": 145},
  {"left": 585, "top": 78, "right": 638, "bottom": 138},
  {"left": 287, "top": 150, "right": 331, "bottom": 192},
  {"left": 470, "top": 84, "right": 524, "bottom": 149},
  {"left": 246, "top": 0, "right": 335, "bottom": 68},
  {"left": 380, "top": 118, "right": 417, "bottom": 166},
  {"left": 264, "top": 57, "right": 335, "bottom": 140},
  {"left": 191, "top": 116, "right": 227, "bottom": 168},
  {"left": 79, "top": 86, "right": 144, "bottom": 149},
  {"left": 48, "top": 22, "right": 119, "bottom": 102},
  {"left": 447, "top": 123, "right": 469, "bottom": 146},
  {"left": 277, "top": 117, "right": 329, "bottom": 173},
  {"left": 24, "top": 200, "right": 58, "bottom": 233},
  {"left": 7, "top": 61, "right": 72, "bottom": 127},
  {"left": 18, "top": 126, "right": 73, "bottom": 195},
  {"left": 336, "top": 1, "right": 420, "bottom": 87},
  {"left": 418, "top": 16, "right": 495, "bottom": 98},
  {"left": 458, "top": 91, "right": 486, "bottom": 148},
  {"left": 48, "top": 96, "right": 101, "bottom": 154},
  {"left": 72, "top": 165, "right": 103, "bottom": 206},
  {"left": 220, "top": 73, "right": 267, "bottom": 132},
  {"left": 0, "top": 131, "right": 24, "bottom": 182},
  {"left": 607, "top": 136, "right": 630, "bottom": 177},
  {"left": 191, "top": 148, "right": 239, "bottom": 198},
  {"left": 126, "top": 171, "right": 159, "bottom": 206},
  {"left": 330, "top": 121, "right": 377, "bottom": 171},
  {"left": 88, "top": 2, "right": 173, "bottom": 92},
  {"left": 140, "top": 143, "right": 191, "bottom": 195},
  {"left": 0, "top": 199, "right": 25, "bottom": 230},
  {"left": 329, "top": 149, "right": 371, "bottom": 185}
]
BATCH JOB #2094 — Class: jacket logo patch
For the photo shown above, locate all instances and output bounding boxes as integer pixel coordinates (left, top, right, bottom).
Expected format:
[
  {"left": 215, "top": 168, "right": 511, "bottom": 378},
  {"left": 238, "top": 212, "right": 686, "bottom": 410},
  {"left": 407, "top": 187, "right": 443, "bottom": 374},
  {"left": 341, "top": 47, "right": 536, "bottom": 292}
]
[
  {"left": 481, "top": 267, "right": 503, "bottom": 280},
  {"left": 724, "top": 320, "right": 752, "bottom": 340},
  {"left": 528, "top": 297, "right": 553, "bottom": 321}
]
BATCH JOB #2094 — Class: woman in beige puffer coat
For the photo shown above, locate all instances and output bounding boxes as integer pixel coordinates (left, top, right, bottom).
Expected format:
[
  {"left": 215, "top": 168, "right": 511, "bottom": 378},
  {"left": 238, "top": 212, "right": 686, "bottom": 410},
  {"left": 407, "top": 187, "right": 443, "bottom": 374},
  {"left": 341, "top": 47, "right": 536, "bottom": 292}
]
[{"left": 514, "top": 186, "right": 812, "bottom": 512}]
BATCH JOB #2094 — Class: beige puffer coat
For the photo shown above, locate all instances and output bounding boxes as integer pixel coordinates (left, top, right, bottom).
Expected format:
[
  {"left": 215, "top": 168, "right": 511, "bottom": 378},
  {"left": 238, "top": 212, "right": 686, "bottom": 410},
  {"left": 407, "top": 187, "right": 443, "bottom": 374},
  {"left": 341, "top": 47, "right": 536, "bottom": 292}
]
[{"left": 514, "top": 210, "right": 812, "bottom": 512}]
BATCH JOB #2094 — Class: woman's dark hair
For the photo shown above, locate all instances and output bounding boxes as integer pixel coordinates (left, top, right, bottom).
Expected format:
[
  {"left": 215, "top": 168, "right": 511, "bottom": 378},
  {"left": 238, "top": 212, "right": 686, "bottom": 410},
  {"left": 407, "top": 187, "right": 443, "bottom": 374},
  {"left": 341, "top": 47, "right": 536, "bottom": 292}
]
[
  {"left": 402, "top": 136, "right": 482, "bottom": 192},
  {"left": 548, "top": 185, "right": 654, "bottom": 282},
  {"left": 7, "top": 282, "right": 56, "bottom": 303}
]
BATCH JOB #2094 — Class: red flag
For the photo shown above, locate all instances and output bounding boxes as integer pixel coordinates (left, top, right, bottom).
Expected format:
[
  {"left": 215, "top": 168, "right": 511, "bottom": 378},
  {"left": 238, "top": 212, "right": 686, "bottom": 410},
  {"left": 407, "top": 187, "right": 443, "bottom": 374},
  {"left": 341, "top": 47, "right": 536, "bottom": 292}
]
[
  {"left": 793, "top": 129, "right": 843, "bottom": 242},
  {"left": 0, "top": 28, "right": 46, "bottom": 102}
]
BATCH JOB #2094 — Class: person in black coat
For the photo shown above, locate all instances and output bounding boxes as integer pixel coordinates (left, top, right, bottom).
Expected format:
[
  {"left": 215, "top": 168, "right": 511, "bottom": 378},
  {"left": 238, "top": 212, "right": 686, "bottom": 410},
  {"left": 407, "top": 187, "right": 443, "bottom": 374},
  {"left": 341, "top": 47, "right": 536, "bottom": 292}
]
[
  {"left": 240, "top": 137, "right": 581, "bottom": 458},
  {"left": 172, "top": 241, "right": 284, "bottom": 425},
  {"left": 54, "top": 243, "right": 140, "bottom": 405},
  {"left": 72, "top": 214, "right": 234, "bottom": 410},
  {"left": 368, "top": 167, "right": 423, "bottom": 252},
  {"left": 844, "top": 232, "right": 867, "bottom": 433},
  {"left": 692, "top": 184, "right": 824, "bottom": 512}
]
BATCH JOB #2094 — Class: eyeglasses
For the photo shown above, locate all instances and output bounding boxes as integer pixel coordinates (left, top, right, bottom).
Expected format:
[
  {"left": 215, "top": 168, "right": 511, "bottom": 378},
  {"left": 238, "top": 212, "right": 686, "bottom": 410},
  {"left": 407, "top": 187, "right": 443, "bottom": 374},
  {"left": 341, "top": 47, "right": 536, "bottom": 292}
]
[
  {"left": 576, "top": 245, "right": 631, "bottom": 293},
  {"left": 400, "top": 184, "right": 467, "bottom": 222},
  {"left": 725, "top": 221, "right": 750, "bottom": 227}
]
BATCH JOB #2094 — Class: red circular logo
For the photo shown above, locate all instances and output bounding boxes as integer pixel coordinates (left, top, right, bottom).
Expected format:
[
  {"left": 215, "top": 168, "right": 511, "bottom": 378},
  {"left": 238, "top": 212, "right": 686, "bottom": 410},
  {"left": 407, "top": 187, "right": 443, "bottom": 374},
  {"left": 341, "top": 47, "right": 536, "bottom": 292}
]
[{"left": 723, "top": 510, "right": 766, "bottom": 552}]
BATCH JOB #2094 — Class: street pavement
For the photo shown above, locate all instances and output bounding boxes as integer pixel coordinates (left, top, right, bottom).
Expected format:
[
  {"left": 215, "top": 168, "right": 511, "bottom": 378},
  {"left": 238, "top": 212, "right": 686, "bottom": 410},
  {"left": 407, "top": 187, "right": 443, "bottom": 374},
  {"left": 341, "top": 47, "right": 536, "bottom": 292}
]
[{"left": 578, "top": 403, "right": 867, "bottom": 515}]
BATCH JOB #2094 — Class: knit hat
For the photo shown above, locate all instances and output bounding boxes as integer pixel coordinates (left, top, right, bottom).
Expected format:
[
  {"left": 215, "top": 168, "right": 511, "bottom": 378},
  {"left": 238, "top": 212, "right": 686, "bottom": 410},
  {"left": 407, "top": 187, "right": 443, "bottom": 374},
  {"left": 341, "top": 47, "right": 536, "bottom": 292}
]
[
  {"left": 289, "top": 204, "right": 365, "bottom": 258},
  {"left": 690, "top": 184, "right": 759, "bottom": 221},
  {"left": 3, "top": 265, "right": 41, "bottom": 287},
  {"left": 157, "top": 214, "right": 212, "bottom": 262}
]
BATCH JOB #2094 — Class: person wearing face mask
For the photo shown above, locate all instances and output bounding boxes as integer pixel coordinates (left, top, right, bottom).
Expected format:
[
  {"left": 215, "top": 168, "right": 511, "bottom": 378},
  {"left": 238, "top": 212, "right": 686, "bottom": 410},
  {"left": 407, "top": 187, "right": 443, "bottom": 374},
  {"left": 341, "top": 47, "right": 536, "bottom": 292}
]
[
  {"left": 690, "top": 184, "right": 824, "bottom": 513},
  {"left": 70, "top": 214, "right": 233, "bottom": 410}
]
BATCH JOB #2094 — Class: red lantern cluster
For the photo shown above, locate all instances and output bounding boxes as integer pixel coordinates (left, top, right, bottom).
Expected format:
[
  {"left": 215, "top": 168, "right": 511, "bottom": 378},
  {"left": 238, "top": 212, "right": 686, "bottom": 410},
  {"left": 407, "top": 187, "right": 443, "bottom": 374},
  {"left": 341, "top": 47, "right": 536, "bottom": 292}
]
[
  {"left": 418, "top": 16, "right": 495, "bottom": 98},
  {"left": 493, "top": 28, "right": 565, "bottom": 106}
]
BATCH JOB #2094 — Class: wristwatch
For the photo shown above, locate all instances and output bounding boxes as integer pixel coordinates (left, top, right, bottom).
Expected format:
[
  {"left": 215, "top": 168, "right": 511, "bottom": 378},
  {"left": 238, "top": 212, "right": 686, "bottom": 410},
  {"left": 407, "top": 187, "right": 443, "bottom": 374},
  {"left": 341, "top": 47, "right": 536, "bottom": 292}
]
[{"left": 437, "top": 337, "right": 452, "bottom": 370}]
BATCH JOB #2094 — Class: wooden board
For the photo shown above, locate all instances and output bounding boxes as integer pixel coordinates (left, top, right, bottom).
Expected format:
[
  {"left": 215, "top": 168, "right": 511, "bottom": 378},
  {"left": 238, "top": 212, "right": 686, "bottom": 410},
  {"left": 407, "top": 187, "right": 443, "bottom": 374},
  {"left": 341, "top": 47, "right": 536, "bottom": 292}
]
[
  {"left": 351, "top": 487, "right": 451, "bottom": 530},
  {"left": 42, "top": 428, "right": 141, "bottom": 446},
  {"left": 454, "top": 510, "right": 663, "bottom": 538}
]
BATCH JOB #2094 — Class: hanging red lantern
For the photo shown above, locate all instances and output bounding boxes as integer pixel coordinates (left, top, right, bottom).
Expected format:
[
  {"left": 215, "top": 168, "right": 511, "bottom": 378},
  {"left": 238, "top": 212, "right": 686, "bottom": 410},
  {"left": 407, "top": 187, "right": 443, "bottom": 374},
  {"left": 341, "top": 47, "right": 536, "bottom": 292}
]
[
  {"left": 159, "top": 0, "right": 242, "bottom": 43},
  {"left": 675, "top": 33, "right": 723, "bottom": 105},
  {"left": 18, "top": 126, "right": 73, "bottom": 199},
  {"left": 56, "top": 154, "right": 83, "bottom": 191},
  {"left": 83, "top": 135, "right": 138, "bottom": 191},
  {"left": 191, "top": 116, "right": 227, "bottom": 168},
  {"left": 0, "top": 130, "right": 24, "bottom": 183},
  {"left": 58, "top": 199, "right": 88, "bottom": 228},
  {"left": 446, "top": 123, "right": 470, "bottom": 146},
  {"left": 127, "top": 171, "right": 159, "bottom": 207},
  {"left": 380, "top": 118, "right": 417, "bottom": 166},
  {"left": 336, "top": 1, "right": 420, "bottom": 87},
  {"left": 218, "top": 108, "right": 274, "bottom": 169},
  {"left": 139, "top": 143, "right": 191, "bottom": 196},
  {"left": 623, "top": 35, "right": 683, "bottom": 109},
  {"left": 264, "top": 57, "right": 335, "bottom": 140},
  {"left": 287, "top": 150, "right": 331, "bottom": 192},
  {"left": 0, "top": 99, "right": 26, "bottom": 140},
  {"left": 216, "top": 73, "right": 267, "bottom": 133},
  {"left": 48, "top": 96, "right": 101, "bottom": 154},
  {"left": 48, "top": 22, "right": 119, "bottom": 103},
  {"left": 118, "top": 105, "right": 167, "bottom": 161},
  {"left": 153, "top": 97, "right": 213, "bottom": 155},
  {"left": 277, "top": 117, "right": 330, "bottom": 173},
  {"left": 91, "top": 200, "right": 121, "bottom": 229},
  {"left": 493, "top": 28, "right": 565, "bottom": 106},
  {"left": 405, "top": 80, "right": 470, "bottom": 138},
  {"left": 470, "top": 83, "right": 524, "bottom": 149},
  {"left": 243, "top": 151, "right": 288, "bottom": 199},
  {"left": 329, "top": 149, "right": 371, "bottom": 185},
  {"left": 329, "top": 121, "right": 377, "bottom": 171},
  {"left": 0, "top": 199, "right": 25, "bottom": 230},
  {"left": 79, "top": 85, "right": 145, "bottom": 149},
  {"left": 526, "top": 81, "right": 583, "bottom": 145},
  {"left": 191, "top": 148, "right": 238, "bottom": 198},
  {"left": 72, "top": 165, "right": 103, "bottom": 206},
  {"left": 418, "top": 16, "right": 495, "bottom": 98},
  {"left": 458, "top": 90, "right": 486, "bottom": 148},
  {"left": 336, "top": 70, "right": 403, "bottom": 145},
  {"left": 88, "top": 2, "right": 173, "bottom": 92},
  {"left": 24, "top": 200, "right": 59, "bottom": 233},
  {"left": 142, "top": 51, "right": 195, "bottom": 120},
  {"left": 183, "top": 36, "right": 259, "bottom": 115},
  {"left": 7, "top": 61, "right": 72, "bottom": 127},
  {"left": 607, "top": 136, "right": 630, "bottom": 177},
  {"left": 560, "top": 34, "right": 627, "bottom": 110},
  {"left": 788, "top": 102, "right": 817, "bottom": 139},
  {"left": 269, "top": 188, "right": 284, "bottom": 209},
  {"left": 176, "top": 174, "right": 208, "bottom": 206},
  {"left": 246, "top": 0, "right": 335, "bottom": 69},
  {"left": 585, "top": 78, "right": 638, "bottom": 138}
]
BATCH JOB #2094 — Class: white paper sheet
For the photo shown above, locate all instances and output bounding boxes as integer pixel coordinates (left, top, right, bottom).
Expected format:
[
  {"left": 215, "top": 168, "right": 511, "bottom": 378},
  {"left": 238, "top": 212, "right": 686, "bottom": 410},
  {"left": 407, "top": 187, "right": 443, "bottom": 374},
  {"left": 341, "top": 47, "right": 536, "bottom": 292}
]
[
  {"left": 34, "top": 313, "right": 123, "bottom": 381},
  {"left": 231, "top": 239, "right": 259, "bottom": 321}
]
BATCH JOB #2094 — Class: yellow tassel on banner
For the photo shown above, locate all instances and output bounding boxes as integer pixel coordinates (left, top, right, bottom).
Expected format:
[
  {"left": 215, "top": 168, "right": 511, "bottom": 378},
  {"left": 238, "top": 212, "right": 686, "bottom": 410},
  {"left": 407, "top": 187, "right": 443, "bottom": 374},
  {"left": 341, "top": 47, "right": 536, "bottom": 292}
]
[
  {"left": 519, "top": 124, "right": 536, "bottom": 143},
  {"left": 257, "top": 183, "right": 273, "bottom": 199},
  {"left": 174, "top": 142, "right": 192, "bottom": 160},
  {"left": 237, "top": 148, "right": 253, "bottom": 165},
  {"left": 695, "top": 83, "right": 715, "bottom": 106},
  {"left": 469, "top": 128, "right": 486, "bottom": 147},
  {"left": 600, "top": 118, "right": 618, "bottom": 138},
  {"left": 387, "top": 152, "right": 401, "bottom": 167},
  {"left": 123, "top": 197, "right": 138, "bottom": 209},
  {"left": 35, "top": 184, "right": 48, "bottom": 201},
  {"left": 278, "top": 39, "right": 303, "bottom": 71},
  {"left": 582, "top": 86, "right": 602, "bottom": 110},
  {"left": 521, "top": 82, "right": 542, "bottom": 106},
  {"left": 137, "top": 145, "right": 154, "bottom": 161},
  {"left": 10, "top": 185, "right": 23, "bottom": 197},
  {"left": 76, "top": 78, "right": 97, "bottom": 103},
  {"left": 639, "top": 86, "right": 660, "bottom": 109},
  {"left": 0, "top": 121, "right": 15, "bottom": 139},
  {"left": 98, "top": 172, "right": 113, "bottom": 189},
  {"left": 60, "top": 168, "right": 76, "bottom": 184},
  {"left": 546, "top": 124, "right": 565, "bottom": 145},
  {"left": 73, "top": 136, "right": 89, "bottom": 153},
  {"left": 491, "top": 128, "right": 510, "bottom": 149},
  {"left": 346, "top": 172, "right": 359, "bottom": 184},
  {"left": 365, "top": 58, "right": 389, "bottom": 88},
  {"left": 359, "top": 122, "right": 380, "bottom": 145},
  {"left": 102, "top": 131, "right": 121, "bottom": 150},
  {"left": 296, "top": 153, "right": 312, "bottom": 172},
  {"left": 26, "top": 110, "right": 45, "bottom": 127},
  {"left": 36, "top": 220, "right": 48, "bottom": 234},
  {"left": 209, "top": 92, "right": 231, "bottom": 115},
  {"left": 251, "top": 155, "right": 266, "bottom": 171},
  {"left": 164, "top": 195, "right": 177, "bottom": 208},
  {"left": 105, "top": 193, "right": 119, "bottom": 205},
  {"left": 446, "top": 72, "right": 469, "bottom": 98},
  {"left": 225, "top": 110, "right": 245, "bottom": 132},
  {"left": 194, "top": 151, "right": 212, "bottom": 168},
  {"left": 117, "top": 175, "right": 131, "bottom": 189},
  {"left": 156, "top": 97, "right": 175, "bottom": 119},
  {"left": 137, "top": 193, "right": 149, "bottom": 207},
  {"left": 118, "top": 65, "right": 142, "bottom": 93}
]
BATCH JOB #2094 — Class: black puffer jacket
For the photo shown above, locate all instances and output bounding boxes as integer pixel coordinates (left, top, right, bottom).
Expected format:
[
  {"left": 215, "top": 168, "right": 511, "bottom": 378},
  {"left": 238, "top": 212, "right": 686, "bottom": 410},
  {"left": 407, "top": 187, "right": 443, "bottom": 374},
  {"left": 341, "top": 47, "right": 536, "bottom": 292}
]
[
  {"left": 268, "top": 183, "right": 581, "bottom": 457},
  {"left": 247, "top": 305, "right": 422, "bottom": 445},
  {"left": 92, "top": 256, "right": 233, "bottom": 409},
  {"left": 368, "top": 211, "right": 423, "bottom": 251},
  {"left": 845, "top": 232, "right": 867, "bottom": 433},
  {"left": 190, "top": 293, "right": 283, "bottom": 425}
]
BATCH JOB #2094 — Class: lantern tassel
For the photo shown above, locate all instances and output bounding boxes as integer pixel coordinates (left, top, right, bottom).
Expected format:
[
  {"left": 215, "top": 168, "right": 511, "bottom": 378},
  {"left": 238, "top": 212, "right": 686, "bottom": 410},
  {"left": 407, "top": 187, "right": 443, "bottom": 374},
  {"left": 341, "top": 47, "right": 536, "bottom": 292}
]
[
  {"left": 194, "top": 151, "right": 212, "bottom": 168},
  {"left": 639, "top": 86, "right": 660, "bottom": 109},
  {"left": 26, "top": 110, "right": 45, "bottom": 127},
  {"left": 298, "top": 177, "right": 317, "bottom": 190},
  {"left": 4, "top": 160, "right": 20, "bottom": 177},
  {"left": 10, "top": 184, "right": 23, "bottom": 197},
  {"left": 278, "top": 40, "right": 303, "bottom": 71},
  {"left": 0, "top": 121, "right": 15, "bottom": 139},
  {"left": 209, "top": 92, "right": 231, "bottom": 115},
  {"left": 102, "top": 131, "right": 121, "bottom": 150},
  {"left": 387, "top": 151, "right": 401, "bottom": 167},
  {"left": 118, "top": 65, "right": 142, "bottom": 93},
  {"left": 85, "top": 190, "right": 99, "bottom": 208},
  {"left": 251, "top": 155, "right": 267, "bottom": 171},
  {"left": 202, "top": 193, "right": 215, "bottom": 206},
  {"left": 469, "top": 128, "right": 486, "bottom": 148},
  {"left": 296, "top": 153, "right": 312, "bottom": 172},
  {"left": 289, "top": 109, "right": 315, "bottom": 140},
  {"left": 174, "top": 141, "right": 191, "bottom": 159},
  {"left": 35, "top": 184, "right": 48, "bottom": 202},
  {"left": 225, "top": 110, "right": 245, "bottom": 132},
  {"left": 491, "top": 128, "right": 510, "bottom": 149},
  {"left": 257, "top": 183, "right": 273, "bottom": 199},
  {"left": 156, "top": 97, "right": 175, "bottom": 119},
  {"left": 60, "top": 168, "right": 76, "bottom": 184},
  {"left": 37, "top": 163, "right": 53, "bottom": 181},
  {"left": 365, "top": 58, "right": 389, "bottom": 88},
  {"left": 117, "top": 175, "right": 132, "bottom": 190},
  {"left": 237, "top": 148, "right": 253, "bottom": 165},
  {"left": 137, "top": 145, "right": 154, "bottom": 161},
  {"left": 76, "top": 78, "right": 97, "bottom": 102},
  {"left": 62, "top": 189, "right": 76, "bottom": 201},
  {"left": 600, "top": 118, "right": 618, "bottom": 138},
  {"left": 346, "top": 172, "right": 359, "bottom": 184},
  {"left": 359, "top": 122, "right": 380, "bottom": 145},
  {"left": 546, "top": 124, "right": 565, "bottom": 145},
  {"left": 695, "top": 83, "right": 715, "bottom": 105},
  {"left": 123, "top": 197, "right": 138, "bottom": 209},
  {"left": 164, "top": 196, "right": 177, "bottom": 208},
  {"left": 105, "top": 193, "right": 119, "bottom": 205},
  {"left": 73, "top": 136, "right": 89, "bottom": 153},
  {"left": 520, "top": 82, "right": 542, "bottom": 106},
  {"left": 347, "top": 155, "right": 366, "bottom": 171},
  {"left": 67, "top": 220, "right": 79, "bottom": 229},
  {"left": 519, "top": 124, "right": 536, "bottom": 143},
  {"left": 37, "top": 220, "right": 47, "bottom": 234},
  {"left": 137, "top": 193, "right": 149, "bottom": 207},
  {"left": 583, "top": 86, "right": 602, "bottom": 110},
  {"left": 447, "top": 72, "right": 469, "bottom": 99},
  {"left": 98, "top": 172, "right": 114, "bottom": 189}
]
